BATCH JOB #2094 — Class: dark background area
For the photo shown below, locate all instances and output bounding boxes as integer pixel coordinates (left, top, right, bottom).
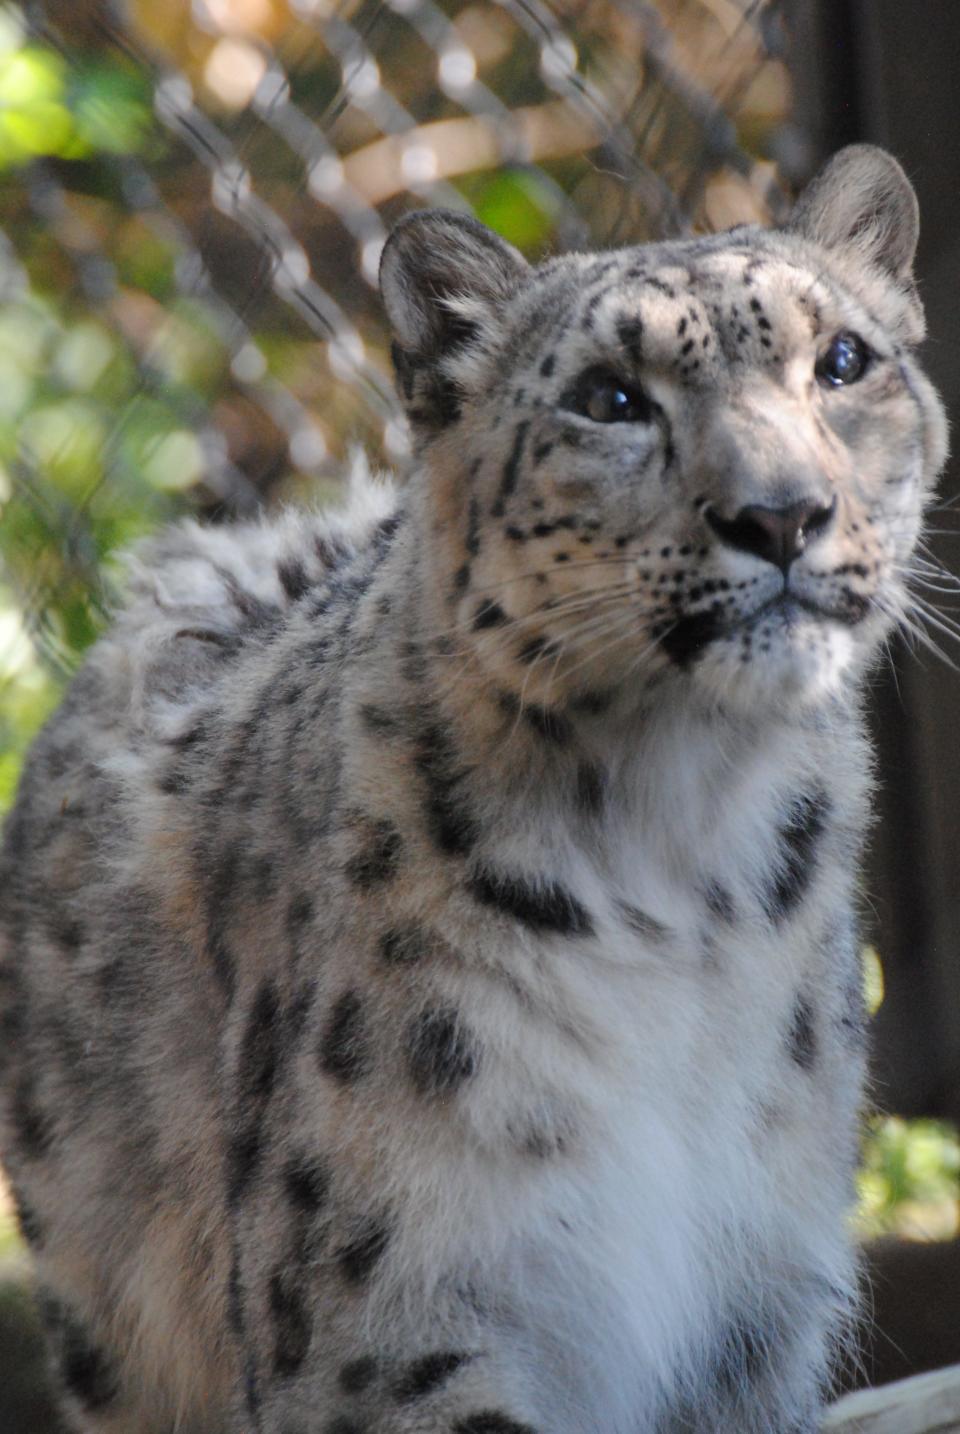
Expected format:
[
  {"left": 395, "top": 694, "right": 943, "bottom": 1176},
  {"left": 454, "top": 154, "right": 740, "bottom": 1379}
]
[{"left": 789, "top": 0, "right": 960, "bottom": 1124}]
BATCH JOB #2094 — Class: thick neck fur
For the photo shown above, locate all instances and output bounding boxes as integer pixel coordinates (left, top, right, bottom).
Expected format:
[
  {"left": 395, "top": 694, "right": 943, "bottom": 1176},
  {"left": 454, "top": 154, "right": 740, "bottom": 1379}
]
[{"left": 343, "top": 477, "right": 865, "bottom": 924}]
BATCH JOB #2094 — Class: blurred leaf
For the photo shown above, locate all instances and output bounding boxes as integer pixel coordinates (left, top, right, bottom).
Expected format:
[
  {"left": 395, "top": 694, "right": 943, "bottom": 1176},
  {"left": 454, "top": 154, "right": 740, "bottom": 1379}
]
[
  {"left": 70, "top": 63, "right": 153, "bottom": 156},
  {"left": 0, "top": 47, "right": 65, "bottom": 107},
  {"left": 19, "top": 397, "right": 106, "bottom": 501},
  {"left": 458, "top": 167, "right": 559, "bottom": 253},
  {"left": 856, "top": 1117, "right": 960, "bottom": 1241}
]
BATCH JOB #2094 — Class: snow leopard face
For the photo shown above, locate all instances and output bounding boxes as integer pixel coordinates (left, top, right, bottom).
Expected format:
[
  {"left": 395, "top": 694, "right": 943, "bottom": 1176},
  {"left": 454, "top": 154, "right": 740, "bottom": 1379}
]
[{"left": 382, "top": 146, "right": 947, "bottom": 716}]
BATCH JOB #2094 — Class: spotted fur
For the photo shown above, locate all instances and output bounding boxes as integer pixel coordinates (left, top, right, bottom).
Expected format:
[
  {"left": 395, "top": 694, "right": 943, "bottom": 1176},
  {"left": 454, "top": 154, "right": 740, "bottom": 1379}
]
[{"left": 0, "top": 147, "right": 948, "bottom": 1433}]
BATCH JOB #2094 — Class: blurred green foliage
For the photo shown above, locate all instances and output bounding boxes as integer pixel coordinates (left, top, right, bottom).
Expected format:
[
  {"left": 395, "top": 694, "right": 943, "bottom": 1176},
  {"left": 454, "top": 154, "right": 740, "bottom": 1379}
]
[
  {"left": 857, "top": 1117, "right": 960, "bottom": 1241},
  {"left": 0, "top": 8, "right": 152, "bottom": 167}
]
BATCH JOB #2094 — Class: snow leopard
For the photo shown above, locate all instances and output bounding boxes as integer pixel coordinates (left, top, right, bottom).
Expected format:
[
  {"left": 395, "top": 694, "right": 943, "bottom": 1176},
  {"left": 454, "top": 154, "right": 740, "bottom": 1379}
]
[{"left": 0, "top": 145, "right": 948, "bottom": 1434}]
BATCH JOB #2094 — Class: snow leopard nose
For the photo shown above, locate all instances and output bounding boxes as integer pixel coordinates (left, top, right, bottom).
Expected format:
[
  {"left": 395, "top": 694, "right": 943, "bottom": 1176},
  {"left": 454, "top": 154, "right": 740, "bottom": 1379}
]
[{"left": 705, "top": 496, "right": 837, "bottom": 573}]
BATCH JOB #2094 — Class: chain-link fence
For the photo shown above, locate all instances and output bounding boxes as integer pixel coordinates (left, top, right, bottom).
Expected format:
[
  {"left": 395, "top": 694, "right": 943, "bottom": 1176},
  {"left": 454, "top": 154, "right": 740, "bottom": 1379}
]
[{"left": 0, "top": 0, "right": 794, "bottom": 798}]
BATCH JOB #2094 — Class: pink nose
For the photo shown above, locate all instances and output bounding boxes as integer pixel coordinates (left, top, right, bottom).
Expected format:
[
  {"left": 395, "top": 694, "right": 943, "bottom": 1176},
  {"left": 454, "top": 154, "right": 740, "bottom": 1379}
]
[{"left": 705, "top": 497, "right": 837, "bottom": 572}]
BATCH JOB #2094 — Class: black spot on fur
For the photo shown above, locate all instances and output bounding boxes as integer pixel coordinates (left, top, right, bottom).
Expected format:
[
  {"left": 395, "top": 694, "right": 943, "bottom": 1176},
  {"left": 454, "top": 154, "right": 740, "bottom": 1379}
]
[
  {"left": 345, "top": 821, "right": 403, "bottom": 888},
  {"left": 762, "top": 789, "right": 830, "bottom": 922},
  {"left": 278, "top": 559, "right": 311, "bottom": 602},
  {"left": 10, "top": 1075, "right": 53, "bottom": 1160},
  {"left": 287, "top": 892, "right": 314, "bottom": 932},
  {"left": 715, "top": 1317, "right": 774, "bottom": 1395},
  {"left": 539, "top": 353, "right": 555, "bottom": 377},
  {"left": 517, "top": 636, "right": 553, "bottom": 664},
  {"left": 359, "top": 704, "right": 404, "bottom": 736},
  {"left": 227, "top": 1128, "right": 263, "bottom": 1206},
  {"left": 229, "top": 978, "right": 306, "bottom": 1204},
  {"left": 10, "top": 1187, "right": 43, "bottom": 1247},
  {"left": 704, "top": 882, "right": 736, "bottom": 923},
  {"left": 407, "top": 1008, "right": 478, "bottom": 1096},
  {"left": 491, "top": 421, "right": 529, "bottom": 517},
  {"left": 241, "top": 980, "right": 281, "bottom": 1102},
  {"left": 205, "top": 846, "right": 239, "bottom": 1001},
  {"left": 374, "top": 512, "right": 403, "bottom": 551},
  {"left": 270, "top": 1266, "right": 313, "bottom": 1377},
  {"left": 467, "top": 869, "right": 594, "bottom": 937},
  {"left": 380, "top": 926, "right": 427, "bottom": 965},
  {"left": 619, "top": 903, "right": 669, "bottom": 940},
  {"left": 242, "top": 1352, "right": 261, "bottom": 1417},
  {"left": 338, "top": 1219, "right": 390, "bottom": 1284},
  {"left": 414, "top": 720, "right": 479, "bottom": 857},
  {"left": 643, "top": 276, "right": 675, "bottom": 298},
  {"left": 227, "top": 1260, "right": 244, "bottom": 1335},
  {"left": 788, "top": 994, "right": 817, "bottom": 1071},
  {"left": 466, "top": 496, "right": 481, "bottom": 557},
  {"left": 284, "top": 1153, "right": 332, "bottom": 1212},
  {"left": 618, "top": 317, "right": 644, "bottom": 364},
  {"left": 453, "top": 1414, "right": 537, "bottom": 1434},
  {"left": 576, "top": 762, "right": 605, "bottom": 815},
  {"left": 473, "top": 600, "right": 508, "bottom": 631},
  {"left": 339, "top": 1356, "right": 379, "bottom": 1394},
  {"left": 49, "top": 914, "right": 85, "bottom": 951},
  {"left": 523, "top": 704, "right": 572, "bottom": 745},
  {"left": 432, "top": 375, "right": 462, "bottom": 426},
  {"left": 53, "top": 1305, "right": 119, "bottom": 1411},
  {"left": 394, "top": 1350, "right": 472, "bottom": 1402},
  {"left": 839, "top": 944, "right": 868, "bottom": 1048},
  {"left": 454, "top": 563, "right": 471, "bottom": 593},
  {"left": 569, "top": 688, "right": 613, "bottom": 716},
  {"left": 659, "top": 608, "right": 725, "bottom": 667},
  {"left": 533, "top": 440, "right": 553, "bottom": 464},
  {"left": 323, "top": 1419, "right": 365, "bottom": 1434},
  {"left": 319, "top": 991, "right": 369, "bottom": 1083},
  {"left": 0, "top": 964, "right": 25, "bottom": 1078}
]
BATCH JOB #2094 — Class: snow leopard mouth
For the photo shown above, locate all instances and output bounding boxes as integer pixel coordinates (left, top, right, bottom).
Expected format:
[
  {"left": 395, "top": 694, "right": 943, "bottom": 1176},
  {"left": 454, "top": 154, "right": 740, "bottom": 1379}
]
[{"left": 660, "top": 591, "right": 872, "bottom": 668}]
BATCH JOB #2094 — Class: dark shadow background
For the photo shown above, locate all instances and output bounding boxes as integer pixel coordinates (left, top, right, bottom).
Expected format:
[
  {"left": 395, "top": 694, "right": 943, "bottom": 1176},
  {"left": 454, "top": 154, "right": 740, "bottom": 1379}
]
[{"left": 789, "top": 0, "right": 960, "bottom": 1126}]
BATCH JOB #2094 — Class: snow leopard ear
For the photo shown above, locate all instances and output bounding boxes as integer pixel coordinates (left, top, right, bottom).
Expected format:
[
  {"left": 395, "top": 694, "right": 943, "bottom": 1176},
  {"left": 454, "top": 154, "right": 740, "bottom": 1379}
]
[
  {"left": 380, "top": 209, "right": 530, "bottom": 360},
  {"left": 787, "top": 145, "right": 919, "bottom": 281}
]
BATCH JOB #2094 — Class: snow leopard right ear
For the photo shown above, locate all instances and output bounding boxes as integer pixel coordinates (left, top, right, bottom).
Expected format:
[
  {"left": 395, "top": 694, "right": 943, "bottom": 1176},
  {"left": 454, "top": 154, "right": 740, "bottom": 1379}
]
[
  {"left": 787, "top": 145, "right": 919, "bottom": 282},
  {"left": 380, "top": 209, "right": 530, "bottom": 363}
]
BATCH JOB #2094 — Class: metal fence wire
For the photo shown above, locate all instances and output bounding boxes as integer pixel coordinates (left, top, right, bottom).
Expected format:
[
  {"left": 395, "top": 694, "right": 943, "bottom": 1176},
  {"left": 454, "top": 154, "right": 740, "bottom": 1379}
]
[{"left": 0, "top": 0, "right": 795, "bottom": 692}]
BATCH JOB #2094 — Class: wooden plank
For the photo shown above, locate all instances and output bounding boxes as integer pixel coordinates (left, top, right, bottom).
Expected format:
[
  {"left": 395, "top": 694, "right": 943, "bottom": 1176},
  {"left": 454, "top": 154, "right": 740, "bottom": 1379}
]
[{"left": 823, "top": 1364, "right": 960, "bottom": 1433}]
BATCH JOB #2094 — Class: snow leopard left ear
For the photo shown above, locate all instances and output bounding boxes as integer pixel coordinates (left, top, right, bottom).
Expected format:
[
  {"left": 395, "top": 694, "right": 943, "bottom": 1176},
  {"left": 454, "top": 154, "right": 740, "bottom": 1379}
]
[
  {"left": 787, "top": 145, "right": 919, "bottom": 281},
  {"left": 380, "top": 209, "right": 530, "bottom": 360}
]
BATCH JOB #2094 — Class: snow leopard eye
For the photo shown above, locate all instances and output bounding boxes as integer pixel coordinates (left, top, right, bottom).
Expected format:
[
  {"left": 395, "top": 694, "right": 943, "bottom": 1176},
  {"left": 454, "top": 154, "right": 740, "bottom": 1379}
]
[
  {"left": 564, "top": 366, "right": 655, "bottom": 424},
  {"left": 815, "top": 332, "right": 870, "bottom": 388}
]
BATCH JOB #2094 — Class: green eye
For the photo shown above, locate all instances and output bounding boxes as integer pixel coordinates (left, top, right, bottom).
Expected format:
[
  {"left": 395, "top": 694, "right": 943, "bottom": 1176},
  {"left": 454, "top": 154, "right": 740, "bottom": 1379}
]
[
  {"left": 564, "top": 366, "right": 655, "bottom": 424},
  {"left": 815, "top": 332, "right": 870, "bottom": 388}
]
